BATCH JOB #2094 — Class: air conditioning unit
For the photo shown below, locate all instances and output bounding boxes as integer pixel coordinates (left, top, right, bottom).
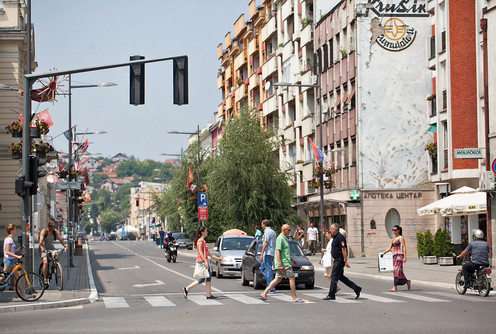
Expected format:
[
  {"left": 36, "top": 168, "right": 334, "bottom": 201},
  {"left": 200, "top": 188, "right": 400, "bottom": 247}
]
[{"left": 479, "top": 171, "right": 495, "bottom": 192}]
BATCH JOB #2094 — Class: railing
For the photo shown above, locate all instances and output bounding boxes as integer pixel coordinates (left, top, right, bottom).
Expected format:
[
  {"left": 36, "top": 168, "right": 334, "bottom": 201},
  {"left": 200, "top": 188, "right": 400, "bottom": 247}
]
[
  {"left": 429, "top": 36, "right": 436, "bottom": 59},
  {"left": 430, "top": 96, "right": 437, "bottom": 117},
  {"left": 442, "top": 90, "right": 447, "bottom": 110},
  {"left": 443, "top": 149, "right": 448, "bottom": 170},
  {"left": 431, "top": 155, "right": 438, "bottom": 174},
  {"left": 441, "top": 31, "right": 446, "bottom": 53}
]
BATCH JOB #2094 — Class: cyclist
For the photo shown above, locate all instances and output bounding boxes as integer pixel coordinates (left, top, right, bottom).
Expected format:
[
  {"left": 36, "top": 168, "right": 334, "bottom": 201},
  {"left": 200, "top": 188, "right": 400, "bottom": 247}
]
[
  {"left": 39, "top": 221, "right": 67, "bottom": 286},
  {"left": 456, "top": 229, "right": 490, "bottom": 286},
  {"left": 1, "top": 224, "right": 23, "bottom": 290}
]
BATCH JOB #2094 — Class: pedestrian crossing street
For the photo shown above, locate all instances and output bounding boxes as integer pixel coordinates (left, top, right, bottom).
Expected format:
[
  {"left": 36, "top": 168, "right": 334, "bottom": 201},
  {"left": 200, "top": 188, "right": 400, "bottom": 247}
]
[{"left": 75, "top": 290, "right": 494, "bottom": 309}]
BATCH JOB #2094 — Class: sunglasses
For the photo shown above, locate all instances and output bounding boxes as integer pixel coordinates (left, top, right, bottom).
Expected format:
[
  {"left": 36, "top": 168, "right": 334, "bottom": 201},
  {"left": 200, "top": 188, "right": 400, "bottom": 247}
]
[{"left": 392, "top": 229, "right": 398, "bottom": 231}]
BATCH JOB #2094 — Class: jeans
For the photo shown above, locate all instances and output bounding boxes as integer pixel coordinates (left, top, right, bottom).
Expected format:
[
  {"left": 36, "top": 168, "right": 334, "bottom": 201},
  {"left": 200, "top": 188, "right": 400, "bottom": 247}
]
[
  {"left": 328, "top": 257, "right": 360, "bottom": 297},
  {"left": 462, "top": 261, "right": 485, "bottom": 285},
  {"left": 260, "top": 255, "right": 275, "bottom": 291}
]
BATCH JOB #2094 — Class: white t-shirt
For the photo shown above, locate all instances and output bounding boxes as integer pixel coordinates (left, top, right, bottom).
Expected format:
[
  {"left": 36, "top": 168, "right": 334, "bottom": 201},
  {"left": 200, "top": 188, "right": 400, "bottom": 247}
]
[
  {"left": 322, "top": 239, "right": 333, "bottom": 267},
  {"left": 307, "top": 227, "right": 318, "bottom": 241},
  {"left": 3, "top": 236, "right": 15, "bottom": 260}
]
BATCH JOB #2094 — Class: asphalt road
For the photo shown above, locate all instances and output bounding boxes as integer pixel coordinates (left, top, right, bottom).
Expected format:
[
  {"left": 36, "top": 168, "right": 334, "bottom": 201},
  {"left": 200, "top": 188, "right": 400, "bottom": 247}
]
[{"left": 2, "top": 240, "right": 496, "bottom": 334}]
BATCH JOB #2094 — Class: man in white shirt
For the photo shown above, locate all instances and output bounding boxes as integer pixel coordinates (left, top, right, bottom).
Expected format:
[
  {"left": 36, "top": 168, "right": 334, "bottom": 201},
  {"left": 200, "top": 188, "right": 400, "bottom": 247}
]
[{"left": 306, "top": 222, "right": 319, "bottom": 255}]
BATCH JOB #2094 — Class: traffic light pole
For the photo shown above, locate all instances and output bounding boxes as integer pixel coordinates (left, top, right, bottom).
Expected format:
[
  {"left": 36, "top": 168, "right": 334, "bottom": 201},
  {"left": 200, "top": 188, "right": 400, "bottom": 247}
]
[
  {"left": 67, "top": 74, "right": 74, "bottom": 267},
  {"left": 21, "top": 55, "right": 188, "bottom": 273}
]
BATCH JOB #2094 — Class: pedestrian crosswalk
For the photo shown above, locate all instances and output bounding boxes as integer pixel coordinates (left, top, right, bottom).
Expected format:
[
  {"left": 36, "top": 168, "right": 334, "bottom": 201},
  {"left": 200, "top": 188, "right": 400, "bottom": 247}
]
[{"left": 91, "top": 290, "right": 494, "bottom": 309}]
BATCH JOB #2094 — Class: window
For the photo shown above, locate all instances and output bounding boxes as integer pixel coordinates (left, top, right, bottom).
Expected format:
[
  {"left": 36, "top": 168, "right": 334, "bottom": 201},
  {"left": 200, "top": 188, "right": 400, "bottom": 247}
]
[
  {"left": 385, "top": 209, "right": 401, "bottom": 238},
  {"left": 323, "top": 43, "right": 329, "bottom": 71},
  {"left": 328, "top": 39, "right": 334, "bottom": 65}
]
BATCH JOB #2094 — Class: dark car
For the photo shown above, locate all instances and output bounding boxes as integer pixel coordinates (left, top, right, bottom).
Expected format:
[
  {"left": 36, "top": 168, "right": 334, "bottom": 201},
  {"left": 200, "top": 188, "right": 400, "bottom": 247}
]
[
  {"left": 171, "top": 232, "right": 193, "bottom": 250},
  {"left": 240, "top": 239, "right": 315, "bottom": 289},
  {"left": 210, "top": 235, "right": 254, "bottom": 278}
]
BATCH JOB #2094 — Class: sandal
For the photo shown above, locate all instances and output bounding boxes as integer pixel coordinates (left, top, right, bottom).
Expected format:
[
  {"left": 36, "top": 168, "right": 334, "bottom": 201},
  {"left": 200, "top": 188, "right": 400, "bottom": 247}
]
[
  {"left": 258, "top": 296, "right": 270, "bottom": 303},
  {"left": 389, "top": 288, "right": 398, "bottom": 292},
  {"left": 292, "top": 298, "right": 305, "bottom": 304},
  {"left": 407, "top": 280, "right": 411, "bottom": 290}
]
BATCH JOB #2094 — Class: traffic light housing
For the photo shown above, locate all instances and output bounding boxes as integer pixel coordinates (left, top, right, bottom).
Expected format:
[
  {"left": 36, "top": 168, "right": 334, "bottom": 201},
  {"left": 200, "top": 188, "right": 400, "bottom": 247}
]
[
  {"left": 135, "top": 198, "right": 140, "bottom": 207},
  {"left": 130, "top": 55, "right": 145, "bottom": 105},
  {"left": 173, "top": 56, "right": 188, "bottom": 105},
  {"left": 28, "top": 155, "right": 47, "bottom": 195}
]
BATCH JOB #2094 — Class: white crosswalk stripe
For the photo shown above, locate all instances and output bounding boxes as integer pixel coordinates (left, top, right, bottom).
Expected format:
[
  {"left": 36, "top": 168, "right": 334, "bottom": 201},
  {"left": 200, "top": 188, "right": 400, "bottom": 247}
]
[
  {"left": 103, "top": 297, "right": 129, "bottom": 308},
  {"left": 188, "top": 295, "right": 223, "bottom": 306},
  {"left": 383, "top": 292, "right": 449, "bottom": 302},
  {"left": 271, "top": 294, "right": 315, "bottom": 303},
  {"left": 304, "top": 292, "right": 359, "bottom": 303},
  {"left": 144, "top": 296, "right": 176, "bottom": 307},
  {"left": 359, "top": 293, "right": 405, "bottom": 303},
  {"left": 228, "top": 294, "right": 267, "bottom": 304}
]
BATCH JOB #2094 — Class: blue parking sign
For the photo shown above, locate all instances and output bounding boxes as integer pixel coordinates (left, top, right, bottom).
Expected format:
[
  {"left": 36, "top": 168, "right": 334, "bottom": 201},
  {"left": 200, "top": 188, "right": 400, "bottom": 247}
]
[{"left": 198, "top": 193, "right": 208, "bottom": 207}]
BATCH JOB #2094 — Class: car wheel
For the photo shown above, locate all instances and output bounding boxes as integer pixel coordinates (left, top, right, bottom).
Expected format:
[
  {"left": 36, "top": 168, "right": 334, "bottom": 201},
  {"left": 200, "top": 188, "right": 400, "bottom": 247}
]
[
  {"left": 217, "top": 263, "right": 223, "bottom": 278},
  {"left": 305, "top": 282, "right": 315, "bottom": 289},
  {"left": 253, "top": 270, "right": 263, "bottom": 289},
  {"left": 241, "top": 268, "right": 249, "bottom": 286}
]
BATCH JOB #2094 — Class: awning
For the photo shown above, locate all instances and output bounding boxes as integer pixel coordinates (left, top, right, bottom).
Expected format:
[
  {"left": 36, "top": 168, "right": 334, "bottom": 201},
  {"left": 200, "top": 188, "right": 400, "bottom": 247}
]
[{"left": 417, "top": 186, "right": 486, "bottom": 217}]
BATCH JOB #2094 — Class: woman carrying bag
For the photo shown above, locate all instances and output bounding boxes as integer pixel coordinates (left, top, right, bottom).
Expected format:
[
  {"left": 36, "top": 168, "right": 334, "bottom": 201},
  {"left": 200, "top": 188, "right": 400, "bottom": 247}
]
[{"left": 183, "top": 226, "right": 222, "bottom": 299}]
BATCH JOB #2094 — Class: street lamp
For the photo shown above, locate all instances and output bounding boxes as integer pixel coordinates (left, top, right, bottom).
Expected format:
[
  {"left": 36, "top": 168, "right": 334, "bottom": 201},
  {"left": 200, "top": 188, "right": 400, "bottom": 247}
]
[
  {"left": 167, "top": 125, "right": 202, "bottom": 226},
  {"left": 66, "top": 75, "right": 116, "bottom": 267},
  {"left": 0, "top": 83, "right": 18, "bottom": 91}
]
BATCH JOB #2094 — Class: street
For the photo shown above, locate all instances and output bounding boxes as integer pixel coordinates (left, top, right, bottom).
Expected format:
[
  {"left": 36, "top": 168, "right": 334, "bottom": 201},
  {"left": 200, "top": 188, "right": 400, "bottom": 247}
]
[{"left": 3, "top": 240, "right": 496, "bottom": 334}]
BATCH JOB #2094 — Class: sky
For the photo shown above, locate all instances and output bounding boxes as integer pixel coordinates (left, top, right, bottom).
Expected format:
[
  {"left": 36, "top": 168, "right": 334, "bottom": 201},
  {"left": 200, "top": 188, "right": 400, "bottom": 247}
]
[{"left": 31, "top": 0, "right": 252, "bottom": 161}]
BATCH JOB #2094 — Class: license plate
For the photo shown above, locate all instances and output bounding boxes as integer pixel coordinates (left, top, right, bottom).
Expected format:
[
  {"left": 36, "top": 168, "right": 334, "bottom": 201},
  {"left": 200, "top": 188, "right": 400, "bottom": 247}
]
[{"left": 294, "top": 273, "right": 298, "bottom": 278}]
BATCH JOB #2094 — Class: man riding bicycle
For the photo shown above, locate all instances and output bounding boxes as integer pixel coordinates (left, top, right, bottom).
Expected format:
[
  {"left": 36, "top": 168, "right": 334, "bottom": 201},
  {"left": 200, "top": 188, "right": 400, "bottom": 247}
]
[
  {"left": 163, "top": 232, "right": 175, "bottom": 251},
  {"left": 39, "top": 221, "right": 67, "bottom": 286},
  {"left": 456, "top": 229, "right": 490, "bottom": 286}
]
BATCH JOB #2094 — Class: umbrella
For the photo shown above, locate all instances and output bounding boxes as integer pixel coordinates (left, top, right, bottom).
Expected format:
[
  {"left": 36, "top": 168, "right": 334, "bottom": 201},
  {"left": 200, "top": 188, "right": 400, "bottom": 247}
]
[{"left": 223, "top": 229, "right": 247, "bottom": 236}]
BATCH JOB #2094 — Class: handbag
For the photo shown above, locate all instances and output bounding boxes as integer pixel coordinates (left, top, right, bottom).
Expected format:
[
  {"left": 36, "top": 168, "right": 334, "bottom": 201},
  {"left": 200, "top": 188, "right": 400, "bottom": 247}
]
[{"left": 193, "top": 262, "right": 210, "bottom": 279}]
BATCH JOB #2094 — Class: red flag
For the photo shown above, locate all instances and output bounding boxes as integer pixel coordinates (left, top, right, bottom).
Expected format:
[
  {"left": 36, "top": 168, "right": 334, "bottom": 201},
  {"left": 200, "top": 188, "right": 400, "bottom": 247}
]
[
  {"left": 37, "top": 109, "right": 54, "bottom": 128},
  {"left": 186, "top": 166, "right": 194, "bottom": 188},
  {"left": 84, "top": 191, "right": 91, "bottom": 203},
  {"left": 31, "top": 76, "right": 58, "bottom": 102}
]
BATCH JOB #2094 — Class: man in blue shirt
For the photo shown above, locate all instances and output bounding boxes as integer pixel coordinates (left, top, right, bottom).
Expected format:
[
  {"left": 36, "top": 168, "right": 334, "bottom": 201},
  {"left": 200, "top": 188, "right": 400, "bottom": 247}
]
[
  {"left": 456, "top": 229, "right": 490, "bottom": 286},
  {"left": 259, "top": 219, "right": 276, "bottom": 293}
]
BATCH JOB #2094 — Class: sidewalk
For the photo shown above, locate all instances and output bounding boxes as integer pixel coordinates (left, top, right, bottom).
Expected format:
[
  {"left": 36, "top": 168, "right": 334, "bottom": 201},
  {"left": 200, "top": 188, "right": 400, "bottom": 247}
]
[
  {"left": 0, "top": 243, "right": 97, "bottom": 314},
  {"left": 178, "top": 245, "right": 460, "bottom": 290}
]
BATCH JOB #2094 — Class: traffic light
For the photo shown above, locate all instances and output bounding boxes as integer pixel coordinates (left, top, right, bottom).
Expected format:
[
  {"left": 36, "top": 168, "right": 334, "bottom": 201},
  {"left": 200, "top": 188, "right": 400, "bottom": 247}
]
[
  {"left": 28, "top": 155, "right": 47, "bottom": 195},
  {"left": 130, "top": 55, "right": 145, "bottom": 105},
  {"left": 173, "top": 56, "right": 188, "bottom": 105},
  {"left": 135, "top": 198, "right": 140, "bottom": 207}
]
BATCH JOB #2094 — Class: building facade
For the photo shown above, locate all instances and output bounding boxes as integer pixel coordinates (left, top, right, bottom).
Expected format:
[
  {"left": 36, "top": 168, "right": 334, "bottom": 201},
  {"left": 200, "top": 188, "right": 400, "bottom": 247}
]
[{"left": 0, "top": 0, "right": 34, "bottom": 238}]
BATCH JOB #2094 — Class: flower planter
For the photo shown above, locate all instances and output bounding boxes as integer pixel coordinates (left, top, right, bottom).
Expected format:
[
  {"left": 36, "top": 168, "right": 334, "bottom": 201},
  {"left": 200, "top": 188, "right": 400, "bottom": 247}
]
[
  {"left": 438, "top": 256, "right": 454, "bottom": 266},
  {"left": 11, "top": 151, "right": 22, "bottom": 159},
  {"left": 30, "top": 127, "right": 41, "bottom": 138},
  {"left": 423, "top": 256, "right": 438, "bottom": 264},
  {"left": 11, "top": 130, "right": 22, "bottom": 138},
  {"left": 36, "top": 151, "right": 47, "bottom": 161}
]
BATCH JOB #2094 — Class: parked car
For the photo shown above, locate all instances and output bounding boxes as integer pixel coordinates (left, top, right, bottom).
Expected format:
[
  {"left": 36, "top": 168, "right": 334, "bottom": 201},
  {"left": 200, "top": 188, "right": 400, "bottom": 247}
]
[
  {"left": 240, "top": 239, "right": 315, "bottom": 289},
  {"left": 210, "top": 235, "right": 255, "bottom": 278},
  {"left": 172, "top": 232, "right": 193, "bottom": 250}
]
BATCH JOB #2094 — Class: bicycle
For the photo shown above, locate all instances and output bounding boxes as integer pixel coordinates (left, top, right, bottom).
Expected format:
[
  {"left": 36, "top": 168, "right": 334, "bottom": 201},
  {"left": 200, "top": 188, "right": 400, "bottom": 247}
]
[
  {"left": 0, "top": 256, "right": 45, "bottom": 302},
  {"left": 38, "top": 249, "right": 64, "bottom": 290}
]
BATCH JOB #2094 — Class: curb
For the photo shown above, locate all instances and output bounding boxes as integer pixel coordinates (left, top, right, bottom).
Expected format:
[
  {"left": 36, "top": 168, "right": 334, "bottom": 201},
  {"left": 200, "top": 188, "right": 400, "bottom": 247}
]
[{"left": 0, "top": 243, "right": 98, "bottom": 313}]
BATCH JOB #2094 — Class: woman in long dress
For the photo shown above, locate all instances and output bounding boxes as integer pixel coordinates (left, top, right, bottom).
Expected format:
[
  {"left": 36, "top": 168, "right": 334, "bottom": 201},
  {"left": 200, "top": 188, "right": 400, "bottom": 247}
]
[{"left": 381, "top": 225, "right": 411, "bottom": 292}]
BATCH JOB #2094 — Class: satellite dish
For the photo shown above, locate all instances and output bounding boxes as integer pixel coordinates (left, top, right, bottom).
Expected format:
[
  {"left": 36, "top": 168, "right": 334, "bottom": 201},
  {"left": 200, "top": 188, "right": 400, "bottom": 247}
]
[{"left": 265, "top": 81, "right": 271, "bottom": 91}]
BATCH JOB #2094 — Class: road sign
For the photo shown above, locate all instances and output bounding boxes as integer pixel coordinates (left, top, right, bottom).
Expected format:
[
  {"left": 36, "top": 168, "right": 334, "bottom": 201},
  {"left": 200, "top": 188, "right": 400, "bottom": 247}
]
[
  {"left": 454, "top": 148, "right": 483, "bottom": 159},
  {"left": 492, "top": 159, "right": 496, "bottom": 174},
  {"left": 198, "top": 207, "right": 208, "bottom": 221},
  {"left": 198, "top": 193, "right": 208, "bottom": 207}
]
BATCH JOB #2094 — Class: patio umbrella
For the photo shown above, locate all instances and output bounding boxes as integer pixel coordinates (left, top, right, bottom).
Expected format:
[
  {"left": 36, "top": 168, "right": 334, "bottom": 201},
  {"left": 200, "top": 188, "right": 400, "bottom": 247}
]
[{"left": 223, "top": 229, "right": 247, "bottom": 236}]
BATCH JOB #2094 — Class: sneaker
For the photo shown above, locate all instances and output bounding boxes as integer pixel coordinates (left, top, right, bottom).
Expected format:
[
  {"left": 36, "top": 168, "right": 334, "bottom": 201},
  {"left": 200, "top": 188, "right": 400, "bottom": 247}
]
[
  {"left": 206, "top": 295, "right": 217, "bottom": 299},
  {"left": 355, "top": 286, "right": 362, "bottom": 299},
  {"left": 182, "top": 287, "right": 188, "bottom": 299},
  {"left": 322, "top": 295, "right": 335, "bottom": 300}
]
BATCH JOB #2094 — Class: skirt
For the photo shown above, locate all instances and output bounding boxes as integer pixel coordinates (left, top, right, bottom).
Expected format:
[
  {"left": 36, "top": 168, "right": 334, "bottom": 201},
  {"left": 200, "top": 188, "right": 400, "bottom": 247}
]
[{"left": 393, "top": 254, "right": 407, "bottom": 286}]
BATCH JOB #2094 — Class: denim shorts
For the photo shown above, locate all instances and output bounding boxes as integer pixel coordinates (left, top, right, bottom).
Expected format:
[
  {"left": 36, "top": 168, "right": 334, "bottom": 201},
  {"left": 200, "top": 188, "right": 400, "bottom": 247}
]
[{"left": 3, "top": 258, "right": 15, "bottom": 267}]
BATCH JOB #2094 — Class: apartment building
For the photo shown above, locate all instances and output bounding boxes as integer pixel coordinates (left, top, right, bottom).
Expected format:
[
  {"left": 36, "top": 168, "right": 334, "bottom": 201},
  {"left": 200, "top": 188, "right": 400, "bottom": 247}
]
[
  {"left": 0, "top": 0, "right": 34, "bottom": 238},
  {"left": 130, "top": 182, "right": 165, "bottom": 237}
]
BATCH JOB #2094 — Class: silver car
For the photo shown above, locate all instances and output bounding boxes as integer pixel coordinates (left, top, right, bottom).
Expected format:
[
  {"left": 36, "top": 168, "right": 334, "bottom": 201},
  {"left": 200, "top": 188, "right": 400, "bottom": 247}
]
[{"left": 210, "top": 235, "right": 254, "bottom": 278}]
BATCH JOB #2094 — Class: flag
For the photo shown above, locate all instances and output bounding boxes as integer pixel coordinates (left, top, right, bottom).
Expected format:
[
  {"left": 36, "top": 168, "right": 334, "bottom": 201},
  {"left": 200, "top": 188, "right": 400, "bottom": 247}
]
[
  {"left": 307, "top": 137, "right": 325, "bottom": 162},
  {"left": 79, "top": 139, "right": 89, "bottom": 155},
  {"left": 84, "top": 191, "right": 91, "bottom": 203},
  {"left": 186, "top": 166, "right": 194, "bottom": 188},
  {"left": 37, "top": 109, "right": 54, "bottom": 128},
  {"left": 31, "top": 76, "right": 58, "bottom": 102}
]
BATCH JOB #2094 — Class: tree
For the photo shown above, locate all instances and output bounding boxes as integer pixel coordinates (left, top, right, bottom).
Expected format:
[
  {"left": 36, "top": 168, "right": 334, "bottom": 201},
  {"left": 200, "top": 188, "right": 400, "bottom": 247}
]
[
  {"left": 100, "top": 211, "right": 123, "bottom": 233},
  {"left": 207, "top": 107, "right": 300, "bottom": 233}
]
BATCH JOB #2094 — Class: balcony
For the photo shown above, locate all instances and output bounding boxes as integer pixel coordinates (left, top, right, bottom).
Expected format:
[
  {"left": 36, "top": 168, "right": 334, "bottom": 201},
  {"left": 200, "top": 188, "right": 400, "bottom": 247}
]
[
  {"left": 225, "top": 66, "right": 232, "bottom": 80},
  {"left": 234, "top": 14, "right": 246, "bottom": 38},
  {"left": 217, "top": 74, "right": 224, "bottom": 90},
  {"left": 234, "top": 52, "right": 247, "bottom": 71},
  {"left": 248, "top": 73, "right": 259, "bottom": 91},
  {"left": 218, "top": 103, "right": 225, "bottom": 118},
  {"left": 429, "top": 96, "right": 437, "bottom": 117},
  {"left": 248, "top": 37, "right": 258, "bottom": 55},
  {"left": 262, "top": 55, "right": 277, "bottom": 80},
  {"left": 263, "top": 94, "right": 277, "bottom": 117},
  {"left": 235, "top": 84, "right": 247, "bottom": 103},
  {"left": 300, "top": 23, "right": 313, "bottom": 47},
  {"left": 301, "top": 114, "right": 315, "bottom": 138},
  {"left": 217, "top": 44, "right": 224, "bottom": 60},
  {"left": 261, "top": 16, "right": 276, "bottom": 43},
  {"left": 282, "top": 41, "right": 294, "bottom": 62},
  {"left": 282, "top": 0, "right": 294, "bottom": 20},
  {"left": 429, "top": 36, "right": 435, "bottom": 59},
  {"left": 226, "top": 95, "right": 233, "bottom": 110}
]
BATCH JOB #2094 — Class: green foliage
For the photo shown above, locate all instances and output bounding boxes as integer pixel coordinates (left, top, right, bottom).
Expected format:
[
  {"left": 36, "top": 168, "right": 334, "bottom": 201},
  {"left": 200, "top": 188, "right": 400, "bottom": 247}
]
[
  {"left": 115, "top": 159, "right": 173, "bottom": 183},
  {"left": 416, "top": 231, "right": 425, "bottom": 257},
  {"left": 92, "top": 173, "right": 109, "bottom": 186},
  {"left": 100, "top": 211, "right": 123, "bottom": 233},
  {"left": 207, "top": 107, "right": 300, "bottom": 233},
  {"left": 433, "top": 228, "right": 453, "bottom": 257},
  {"left": 423, "top": 230, "right": 434, "bottom": 256}
]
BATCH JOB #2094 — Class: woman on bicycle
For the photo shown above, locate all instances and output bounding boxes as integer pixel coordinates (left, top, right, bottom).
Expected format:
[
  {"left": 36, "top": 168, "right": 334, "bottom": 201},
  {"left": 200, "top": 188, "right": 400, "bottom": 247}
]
[
  {"left": 1, "top": 224, "right": 23, "bottom": 290},
  {"left": 39, "top": 221, "right": 67, "bottom": 286}
]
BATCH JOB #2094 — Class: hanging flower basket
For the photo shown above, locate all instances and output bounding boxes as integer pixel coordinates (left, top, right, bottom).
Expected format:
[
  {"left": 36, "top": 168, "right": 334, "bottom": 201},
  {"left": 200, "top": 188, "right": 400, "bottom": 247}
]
[
  {"left": 32, "top": 142, "right": 54, "bottom": 154},
  {"left": 324, "top": 167, "right": 337, "bottom": 176},
  {"left": 324, "top": 180, "right": 335, "bottom": 189},
  {"left": 313, "top": 166, "right": 323, "bottom": 176},
  {"left": 425, "top": 141, "right": 437, "bottom": 157},
  {"left": 308, "top": 179, "right": 320, "bottom": 188},
  {"left": 30, "top": 127, "right": 41, "bottom": 138},
  {"left": 57, "top": 169, "right": 69, "bottom": 179},
  {"left": 9, "top": 142, "right": 22, "bottom": 159},
  {"left": 5, "top": 122, "right": 22, "bottom": 138},
  {"left": 30, "top": 120, "right": 50, "bottom": 138}
]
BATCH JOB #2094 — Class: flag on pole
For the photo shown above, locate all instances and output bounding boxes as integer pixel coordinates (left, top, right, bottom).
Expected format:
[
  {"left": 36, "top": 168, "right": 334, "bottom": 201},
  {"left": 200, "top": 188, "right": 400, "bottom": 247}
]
[
  {"left": 79, "top": 139, "right": 89, "bottom": 155},
  {"left": 186, "top": 166, "right": 194, "bottom": 189},
  {"left": 307, "top": 137, "right": 325, "bottom": 162},
  {"left": 37, "top": 109, "right": 54, "bottom": 128}
]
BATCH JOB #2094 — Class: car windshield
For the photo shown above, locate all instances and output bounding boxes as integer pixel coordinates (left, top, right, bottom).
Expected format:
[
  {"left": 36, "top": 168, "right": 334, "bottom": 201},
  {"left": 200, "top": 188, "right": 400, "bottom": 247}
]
[
  {"left": 221, "top": 237, "right": 254, "bottom": 250},
  {"left": 173, "top": 233, "right": 189, "bottom": 239}
]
